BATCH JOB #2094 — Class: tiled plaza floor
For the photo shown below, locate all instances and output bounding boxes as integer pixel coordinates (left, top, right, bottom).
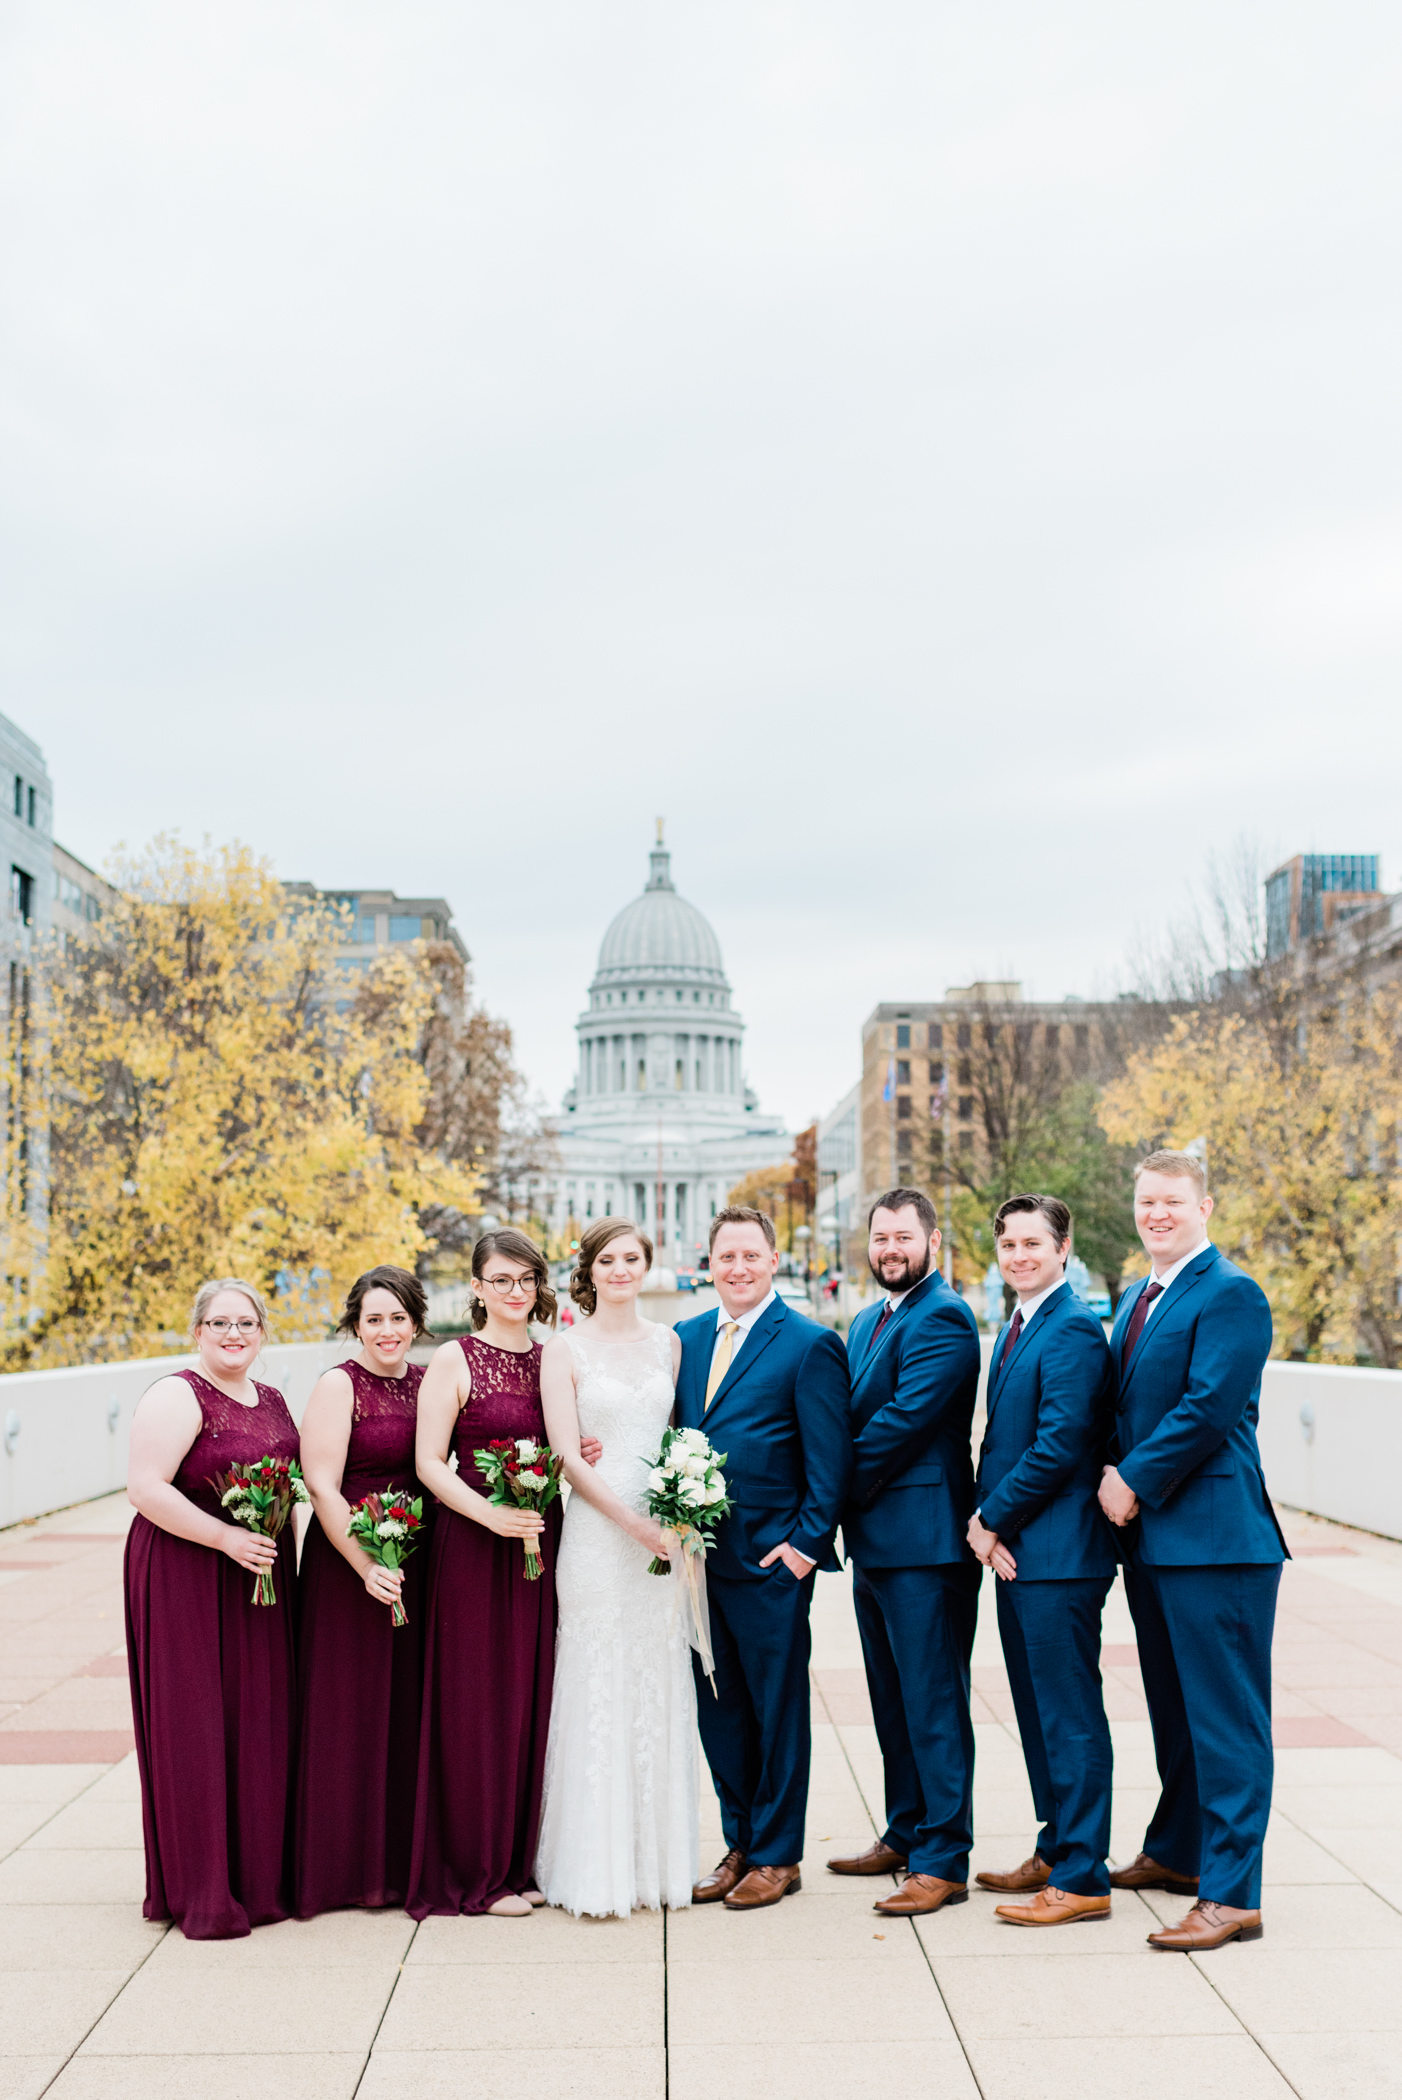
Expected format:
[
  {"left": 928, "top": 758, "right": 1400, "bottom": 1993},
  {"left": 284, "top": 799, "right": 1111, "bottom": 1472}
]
[{"left": 1, "top": 1491, "right": 1400, "bottom": 2097}]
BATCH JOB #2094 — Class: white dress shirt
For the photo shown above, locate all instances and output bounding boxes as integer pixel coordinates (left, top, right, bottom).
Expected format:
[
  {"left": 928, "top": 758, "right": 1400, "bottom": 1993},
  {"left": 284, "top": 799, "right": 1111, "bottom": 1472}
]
[
  {"left": 708, "top": 1287, "right": 777, "bottom": 1378},
  {"left": 1142, "top": 1239, "right": 1211, "bottom": 1323},
  {"left": 1009, "top": 1273, "right": 1068, "bottom": 1335}
]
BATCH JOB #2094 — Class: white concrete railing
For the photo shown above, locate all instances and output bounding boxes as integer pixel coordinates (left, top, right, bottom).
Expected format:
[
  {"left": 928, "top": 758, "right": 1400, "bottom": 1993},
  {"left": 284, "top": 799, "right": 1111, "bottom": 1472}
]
[
  {"left": 0, "top": 1342, "right": 341, "bottom": 1531},
  {"left": 0, "top": 1341, "right": 1399, "bottom": 1541},
  {"left": 1258, "top": 1359, "right": 1402, "bottom": 1542}
]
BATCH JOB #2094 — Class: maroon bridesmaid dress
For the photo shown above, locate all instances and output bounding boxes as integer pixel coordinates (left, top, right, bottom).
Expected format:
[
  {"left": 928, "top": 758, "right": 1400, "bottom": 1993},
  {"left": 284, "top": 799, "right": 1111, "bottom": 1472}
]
[
  {"left": 124, "top": 1368, "right": 300, "bottom": 1940},
  {"left": 293, "top": 1358, "right": 429, "bottom": 1916},
  {"left": 407, "top": 1335, "right": 561, "bottom": 1917}
]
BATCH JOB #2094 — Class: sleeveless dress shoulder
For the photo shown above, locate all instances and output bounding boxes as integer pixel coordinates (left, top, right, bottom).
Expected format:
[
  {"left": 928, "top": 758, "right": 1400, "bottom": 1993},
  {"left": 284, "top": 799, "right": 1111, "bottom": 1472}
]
[
  {"left": 293, "top": 1358, "right": 428, "bottom": 1916},
  {"left": 407, "top": 1335, "right": 560, "bottom": 1917},
  {"left": 124, "top": 1367, "right": 300, "bottom": 1939},
  {"left": 535, "top": 1321, "right": 699, "bottom": 1917}
]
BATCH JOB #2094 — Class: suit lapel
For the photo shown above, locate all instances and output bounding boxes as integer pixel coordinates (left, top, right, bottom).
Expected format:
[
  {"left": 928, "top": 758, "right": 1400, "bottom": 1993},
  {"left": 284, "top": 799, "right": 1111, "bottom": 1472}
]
[
  {"left": 702, "top": 1298, "right": 785, "bottom": 1424},
  {"left": 1119, "top": 1246, "right": 1219, "bottom": 1390},
  {"left": 986, "top": 1287, "right": 1065, "bottom": 1420},
  {"left": 849, "top": 1270, "right": 941, "bottom": 1397}
]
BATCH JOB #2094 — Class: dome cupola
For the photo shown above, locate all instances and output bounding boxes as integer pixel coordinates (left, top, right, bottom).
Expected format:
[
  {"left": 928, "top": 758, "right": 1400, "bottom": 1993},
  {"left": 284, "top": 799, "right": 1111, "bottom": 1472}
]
[{"left": 589, "top": 824, "right": 730, "bottom": 997}]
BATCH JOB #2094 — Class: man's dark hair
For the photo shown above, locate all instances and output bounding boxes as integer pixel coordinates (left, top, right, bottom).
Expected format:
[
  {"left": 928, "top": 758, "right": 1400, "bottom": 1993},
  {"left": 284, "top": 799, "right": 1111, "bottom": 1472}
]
[
  {"left": 867, "top": 1186, "right": 939, "bottom": 1235},
  {"left": 992, "top": 1192, "right": 1073, "bottom": 1255},
  {"left": 709, "top": 1204, "right": 777, "bottom": 1253}
]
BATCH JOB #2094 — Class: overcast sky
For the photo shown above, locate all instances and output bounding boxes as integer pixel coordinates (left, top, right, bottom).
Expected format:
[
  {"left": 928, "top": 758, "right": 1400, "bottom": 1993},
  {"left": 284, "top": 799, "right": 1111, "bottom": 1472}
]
[{"left": 3, "top": 2, "right": 1401, "bottom": 1130}]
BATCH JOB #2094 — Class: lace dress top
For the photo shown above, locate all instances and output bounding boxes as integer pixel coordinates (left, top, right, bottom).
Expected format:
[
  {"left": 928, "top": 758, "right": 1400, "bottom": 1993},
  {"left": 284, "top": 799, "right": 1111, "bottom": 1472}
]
[
  {"left": 338, "top": 1358, "right": 425, "bottom": 1501},
  {"left": 172, "top": 1368, "right": 300, "bottom": 1518},
  {"left": 452, "top": 1335, "right": 546, "bottom": 1489}
]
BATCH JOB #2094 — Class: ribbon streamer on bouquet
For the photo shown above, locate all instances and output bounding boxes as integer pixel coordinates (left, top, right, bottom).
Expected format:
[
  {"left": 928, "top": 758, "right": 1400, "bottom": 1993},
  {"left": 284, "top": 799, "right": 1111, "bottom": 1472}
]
[{"left": 664, "top": 1524, "right": 716, "bottom": 1694}]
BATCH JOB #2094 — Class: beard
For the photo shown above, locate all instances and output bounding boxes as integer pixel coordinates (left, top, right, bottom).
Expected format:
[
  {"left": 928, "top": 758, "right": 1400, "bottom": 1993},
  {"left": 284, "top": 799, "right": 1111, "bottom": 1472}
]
[{"left": 868, "top": 1240, "right": 933, "bottom": 1293}]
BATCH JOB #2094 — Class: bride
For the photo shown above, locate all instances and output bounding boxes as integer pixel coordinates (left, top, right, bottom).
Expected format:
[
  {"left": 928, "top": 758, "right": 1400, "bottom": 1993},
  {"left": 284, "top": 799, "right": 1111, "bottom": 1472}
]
[{"left": 535, "top": 1217, "right": 699, "bottom": 1917}]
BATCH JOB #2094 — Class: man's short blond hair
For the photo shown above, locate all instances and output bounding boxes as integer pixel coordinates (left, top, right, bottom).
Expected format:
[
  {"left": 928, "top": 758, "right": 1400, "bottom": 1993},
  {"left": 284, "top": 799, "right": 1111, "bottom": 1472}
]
[{"left": 1134, "top": 1149, "right": 1207, "bottom": 1201}]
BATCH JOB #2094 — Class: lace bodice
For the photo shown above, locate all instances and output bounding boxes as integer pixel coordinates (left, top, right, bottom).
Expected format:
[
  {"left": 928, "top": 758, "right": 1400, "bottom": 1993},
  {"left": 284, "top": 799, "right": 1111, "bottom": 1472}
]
[
  {"left": 452, "top": 1335, "right": 546, "bottom": 1490},
  {"left": 339, "top": 1358, "right": 424, "bottom": 1500},
  {"left": 173, "top": 1369, "right": 300, "bottom": 1518},
  {"left": 566, "top": 1323, "right": 676, "bottom": 1513}
]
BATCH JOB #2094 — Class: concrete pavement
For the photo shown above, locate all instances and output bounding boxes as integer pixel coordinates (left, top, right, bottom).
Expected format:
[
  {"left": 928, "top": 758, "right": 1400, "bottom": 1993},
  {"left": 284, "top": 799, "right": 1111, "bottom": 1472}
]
[{"left": 1, "top": 1491, "right": 1400, "bottom": 2097}]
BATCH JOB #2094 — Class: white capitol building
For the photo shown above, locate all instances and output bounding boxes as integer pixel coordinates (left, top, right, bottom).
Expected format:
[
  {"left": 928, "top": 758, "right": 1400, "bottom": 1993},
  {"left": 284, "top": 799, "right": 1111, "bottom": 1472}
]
[{"left": 545, "top": 830, "right": 791, "bottom": 1267}]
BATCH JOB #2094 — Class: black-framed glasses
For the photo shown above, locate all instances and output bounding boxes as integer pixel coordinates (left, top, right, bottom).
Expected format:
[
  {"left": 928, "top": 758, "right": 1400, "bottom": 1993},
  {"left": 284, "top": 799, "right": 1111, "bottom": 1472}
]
[
  {"left": 203, "top": 1318, "right": 260, "bottom": 1336},
  {"left": 480, "top": 1273, "right": 536, "bottom": 1297}
]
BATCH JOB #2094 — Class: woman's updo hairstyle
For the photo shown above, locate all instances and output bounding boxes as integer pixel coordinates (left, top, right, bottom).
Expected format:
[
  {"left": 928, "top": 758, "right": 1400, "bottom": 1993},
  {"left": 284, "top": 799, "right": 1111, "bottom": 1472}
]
[
  {"left": 469, "top": 1228, "right": 557, "bottom": 1331},
  {"left": 569, "top": 1217, "right": 654, "bottom": 1317},
  {"left": 188, "top": 1277, "right": 270, "bottom": 1345},
  {"left": 336, "top": 1264, "right": 429, "bottom": 1338}
]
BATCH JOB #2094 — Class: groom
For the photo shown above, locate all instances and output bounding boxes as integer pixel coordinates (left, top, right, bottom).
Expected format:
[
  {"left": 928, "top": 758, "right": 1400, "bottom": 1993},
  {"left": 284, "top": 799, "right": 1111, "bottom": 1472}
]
[{"left": 675, "top": 1205, "right": 852, "bottom": 1910}]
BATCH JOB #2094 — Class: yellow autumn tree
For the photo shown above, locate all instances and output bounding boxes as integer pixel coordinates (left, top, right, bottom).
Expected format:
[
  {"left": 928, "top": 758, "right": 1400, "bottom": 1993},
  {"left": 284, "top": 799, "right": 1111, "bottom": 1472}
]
[
  {"left": 1097, "top": 992, "right": 1402, "bottom": 1364},
  {"left": 3, "top": 838, "right": 477, "bottom": 1367}
]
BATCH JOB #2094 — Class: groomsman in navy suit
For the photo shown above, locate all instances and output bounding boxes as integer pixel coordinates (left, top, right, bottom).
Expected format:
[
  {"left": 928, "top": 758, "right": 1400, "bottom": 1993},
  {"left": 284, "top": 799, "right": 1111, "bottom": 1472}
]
[
  {"left": 828, "top": 1188, "right": 982, "bottom": 1917},
  {"left": 1099, "top": 1150, "right": 1284, "bottom": 1951},
  {"left": 967, "top": 1194, "right": 1118, "bottom": 1926},
  {"left": 675, "top": 1206, "right": 851, "bottom": 1910}
]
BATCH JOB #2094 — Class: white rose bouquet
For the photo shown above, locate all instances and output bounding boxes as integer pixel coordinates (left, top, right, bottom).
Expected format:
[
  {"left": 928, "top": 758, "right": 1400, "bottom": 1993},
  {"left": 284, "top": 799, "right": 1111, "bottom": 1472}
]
[{"left": 642, "top": 1425, "right": 732, "bottom": 1575}]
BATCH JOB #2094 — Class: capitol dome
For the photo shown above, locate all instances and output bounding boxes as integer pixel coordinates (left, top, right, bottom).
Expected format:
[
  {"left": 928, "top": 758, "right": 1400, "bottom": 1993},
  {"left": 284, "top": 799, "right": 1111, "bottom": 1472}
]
[{"left": 590, "top": 836, "right": 730, "bottom": 994}]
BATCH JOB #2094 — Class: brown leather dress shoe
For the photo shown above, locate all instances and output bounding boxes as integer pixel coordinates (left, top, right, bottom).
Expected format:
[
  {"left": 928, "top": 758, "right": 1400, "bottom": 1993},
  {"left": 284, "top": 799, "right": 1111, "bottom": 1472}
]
[
  {"left": 693, "top": 1849, "right": 748, "bottom": 1904},
  {"left": 996, "top": 1886, "right": 1111, "bottom": 1927},
  {"left": 723, "top": 1863, "right": 802, "bottom": 1909},
  {"left": 1108, "top": 1851, "right": 1199, "bottom": 1894},
  {"left": 873, "top": 1874, "right": 968, "bottom": 1916},
  {"left": 827, "top": 1841, "right": 908, "bottom": 1877},
  {"left": 975, "top": 1851, "right": 1051, "bottom": 1893},
  {"left": 1147, "top": 1900, "right": 1262, "bottom": 1951}
]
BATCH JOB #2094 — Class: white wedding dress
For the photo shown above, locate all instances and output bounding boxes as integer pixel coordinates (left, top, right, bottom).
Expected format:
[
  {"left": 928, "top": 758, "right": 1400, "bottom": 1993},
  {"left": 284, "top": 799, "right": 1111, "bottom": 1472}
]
[{"left": 535, "top": 1322, "right": 700, "bottom": 1917}]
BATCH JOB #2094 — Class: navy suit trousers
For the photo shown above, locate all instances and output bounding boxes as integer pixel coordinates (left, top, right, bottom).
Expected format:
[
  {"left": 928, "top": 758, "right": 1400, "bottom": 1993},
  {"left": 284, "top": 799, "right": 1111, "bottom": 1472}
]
[
  {"left": 852, "top": 1562, "right": 979, "bottom": 1880},
  {"left": 996, "top": 1575, "right": 1114, "bottom": 1895},
  {"left": 1126, "top": 1561, "right": 1281, "bottom": 1909},
  {"left": 695, "top": 1568, "right": 814, "bottom": 1867}
]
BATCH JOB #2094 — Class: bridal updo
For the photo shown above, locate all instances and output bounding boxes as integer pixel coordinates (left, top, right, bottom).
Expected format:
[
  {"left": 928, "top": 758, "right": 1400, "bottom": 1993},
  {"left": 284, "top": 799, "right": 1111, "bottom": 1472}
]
[{"left": 569, "top": 1217, "right": 654, "bottom": 1317}]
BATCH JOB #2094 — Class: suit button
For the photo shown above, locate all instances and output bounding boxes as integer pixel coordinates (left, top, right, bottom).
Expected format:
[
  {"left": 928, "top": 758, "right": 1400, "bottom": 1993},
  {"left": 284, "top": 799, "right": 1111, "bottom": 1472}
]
[{"left": 1115, "top": 1404, "right": 1126, "bottom": 1416}]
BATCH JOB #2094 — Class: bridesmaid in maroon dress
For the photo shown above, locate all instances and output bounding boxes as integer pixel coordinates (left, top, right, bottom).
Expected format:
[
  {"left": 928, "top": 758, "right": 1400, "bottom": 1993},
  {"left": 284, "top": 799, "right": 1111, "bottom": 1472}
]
[
  {"left": 408, "top": 1228, "right": 561, "bottom": 1918},
  {"left": 125, "top": 1280, "right": 299, "bottom": 1939},
  {"left": 294, "top": 1265, "right": 430, "bottom": 1916}
]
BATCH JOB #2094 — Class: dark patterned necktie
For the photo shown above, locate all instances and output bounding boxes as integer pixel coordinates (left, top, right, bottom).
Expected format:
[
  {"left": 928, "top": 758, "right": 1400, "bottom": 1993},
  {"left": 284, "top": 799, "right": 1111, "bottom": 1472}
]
[
  {"left": 870, "top": 1303, "right": 892, "bottom": 1350},
  {"left": 1121, "top": 1280, "right": 1164, "bottom": 1366},
  {"left": 998, "top": 1308, "right": 1023, "bottom": 1369}
]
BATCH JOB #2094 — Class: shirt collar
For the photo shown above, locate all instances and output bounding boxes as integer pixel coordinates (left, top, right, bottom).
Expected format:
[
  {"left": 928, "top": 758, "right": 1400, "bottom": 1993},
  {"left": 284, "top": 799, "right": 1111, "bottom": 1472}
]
[
  {"left": 1147, "top": 1239, "right": 1212, "bottom": 1294},
  {"left": 717, "top": 1287, "right": 776, "bottom": 1337},
  {"left": 1013, "top": 1274, "right": 1068, "bottom": 1328}
]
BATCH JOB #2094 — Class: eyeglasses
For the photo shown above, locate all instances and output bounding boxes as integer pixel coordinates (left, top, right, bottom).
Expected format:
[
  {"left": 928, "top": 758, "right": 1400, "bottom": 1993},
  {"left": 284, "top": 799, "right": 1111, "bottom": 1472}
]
[
  {"left": 480, "top": 1274, "right": 536, "bottom": 1296},
  {"left": 203, "top": 1318, "right": 260, "bottom": 1336}
]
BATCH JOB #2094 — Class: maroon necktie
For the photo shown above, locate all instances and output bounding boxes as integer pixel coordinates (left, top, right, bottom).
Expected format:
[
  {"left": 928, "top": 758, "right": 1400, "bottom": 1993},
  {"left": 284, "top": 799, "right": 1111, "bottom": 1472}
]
[
  {"left": 871, "top": 1303, "right": 892, "bottom": 1344},
  {"left": 998, "top": 1308, "right": 1023, "bottom": 1369},
  {"left": 1121, "top": 1280, "right": 1164, "bottom": 1366}
]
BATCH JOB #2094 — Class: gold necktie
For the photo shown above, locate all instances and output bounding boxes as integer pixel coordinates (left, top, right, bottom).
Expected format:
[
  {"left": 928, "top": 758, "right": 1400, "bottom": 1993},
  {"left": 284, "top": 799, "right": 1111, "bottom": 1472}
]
[{"left": 705, "top": 1321, "right": 739, "bottom": 1410}]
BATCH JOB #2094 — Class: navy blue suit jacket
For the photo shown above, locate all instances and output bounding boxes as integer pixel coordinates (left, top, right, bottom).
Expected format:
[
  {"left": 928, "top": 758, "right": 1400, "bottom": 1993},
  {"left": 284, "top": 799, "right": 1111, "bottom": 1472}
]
[
  {"left": 841, "top": 1271, "right": 981, "bottom": 1568},
  {"left": 675, "top": 1297, "right": 852, "bottom": 1582},
  {"left": 975, "top": 1283, "right": 1117, "bottom": 1580},
  {"left": 1111, "top": 1245, "right": 1286, "bottom": 1566}
]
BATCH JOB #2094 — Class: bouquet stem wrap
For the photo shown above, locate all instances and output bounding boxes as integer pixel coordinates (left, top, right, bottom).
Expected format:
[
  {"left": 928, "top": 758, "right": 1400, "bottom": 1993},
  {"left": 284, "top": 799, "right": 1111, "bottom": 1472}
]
[
  {"left": 664, "top": 1522, "right": 716, "bottom": 1693},
  {"left": 642, "top": 1426, "right": 732, "bottom": 1698}
]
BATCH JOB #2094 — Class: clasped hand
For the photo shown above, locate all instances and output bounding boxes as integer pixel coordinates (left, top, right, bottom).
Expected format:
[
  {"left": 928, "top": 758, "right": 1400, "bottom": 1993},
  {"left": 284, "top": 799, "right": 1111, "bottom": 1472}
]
[
  {"left": 966, "top": 1512, "right": 1016, "bottom": 1581},
  {"left": 363, "top": 1563, "right": 404, "bottom": 1604},
  {"left": 222, "top": 1526, "right": 278, "bottom": 1572},
  {"left": 1098, "top": 1464, "right": 1140, "bottom": 1527}
]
